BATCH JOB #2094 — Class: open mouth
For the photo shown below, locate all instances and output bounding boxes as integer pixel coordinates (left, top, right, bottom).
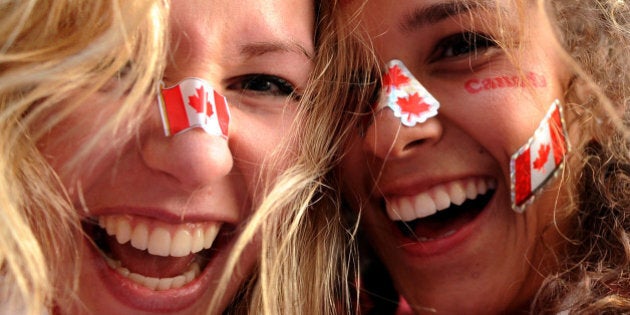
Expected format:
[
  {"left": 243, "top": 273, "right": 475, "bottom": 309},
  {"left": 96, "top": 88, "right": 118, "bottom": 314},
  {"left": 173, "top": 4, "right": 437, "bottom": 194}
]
[
  {"left": 386, "top": 177, "right": 496, "bottom": 241},
  {"left": 83, "top": 214, "right": 226, "bottom": 291}
]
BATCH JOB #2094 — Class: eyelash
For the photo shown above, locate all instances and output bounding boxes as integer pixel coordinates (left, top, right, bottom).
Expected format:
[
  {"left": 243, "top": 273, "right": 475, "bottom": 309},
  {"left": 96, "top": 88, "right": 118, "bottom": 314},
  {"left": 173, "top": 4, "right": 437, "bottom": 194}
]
[
  {"left": 228, "top": 74, "right": 298, "bottom": 98},
  {"left": 98, "top": 62, "right": 133, "bottom": 93},
  {"left": 431, "top": 31, "right": 498, "bottom": 62}
]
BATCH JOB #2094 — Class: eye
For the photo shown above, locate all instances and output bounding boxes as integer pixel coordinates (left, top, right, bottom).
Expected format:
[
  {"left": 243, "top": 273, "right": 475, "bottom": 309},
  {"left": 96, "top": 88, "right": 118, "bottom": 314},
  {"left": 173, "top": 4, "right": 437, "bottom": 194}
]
[
  {"left": 431, "top": 32, "right": 498, "bottom": 61},
  {"left": 228, "top": 74, "right": 297, "bottom": 98},
  {"left": 98, "top": 62, "right": 133, "bottom": 93}
]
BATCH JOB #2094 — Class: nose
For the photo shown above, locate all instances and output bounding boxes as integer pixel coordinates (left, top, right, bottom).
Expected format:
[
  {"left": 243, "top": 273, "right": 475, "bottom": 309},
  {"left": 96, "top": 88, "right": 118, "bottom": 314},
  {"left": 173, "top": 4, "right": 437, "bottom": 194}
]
[
  {"left": 141, "top": 126, "right": 233, "bottom": 191},
  {"left": 363, "top": 109, "right": 443, "bottom": 160}
]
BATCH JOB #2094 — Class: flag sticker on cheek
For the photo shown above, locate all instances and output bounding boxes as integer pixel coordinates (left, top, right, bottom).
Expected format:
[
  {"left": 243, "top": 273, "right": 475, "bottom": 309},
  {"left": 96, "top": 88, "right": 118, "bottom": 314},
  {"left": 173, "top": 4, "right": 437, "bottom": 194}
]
[
  {"left": 157, "top": 77, "right": 230, "bottom": 137},
  {"left": 378, "top": 59, "right": 440, "bottom": 127},
  {"left": 510, "top": 99, "right": 570, "bottom": 212}
]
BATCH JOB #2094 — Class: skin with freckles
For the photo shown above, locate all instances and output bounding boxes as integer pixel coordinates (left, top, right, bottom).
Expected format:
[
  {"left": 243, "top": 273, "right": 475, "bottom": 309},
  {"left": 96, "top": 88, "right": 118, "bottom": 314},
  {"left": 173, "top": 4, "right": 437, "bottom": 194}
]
[
  {"left": 340, "top": 0, "right": 576, "bottom": 313},
  {"left": 16, "top": 0, "right": 314, "bottom": 314}
]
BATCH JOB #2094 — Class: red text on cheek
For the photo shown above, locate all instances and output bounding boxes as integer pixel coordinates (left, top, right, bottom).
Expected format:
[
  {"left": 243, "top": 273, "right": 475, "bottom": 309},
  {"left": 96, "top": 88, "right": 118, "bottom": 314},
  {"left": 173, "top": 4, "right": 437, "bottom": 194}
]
[{"left": 464, "top": 72, "right": 547, "bottom": 94}]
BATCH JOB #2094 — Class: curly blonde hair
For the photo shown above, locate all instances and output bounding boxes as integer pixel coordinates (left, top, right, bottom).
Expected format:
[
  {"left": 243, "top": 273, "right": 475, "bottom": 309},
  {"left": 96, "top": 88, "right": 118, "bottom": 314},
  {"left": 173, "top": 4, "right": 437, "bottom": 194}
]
[{"left": 531, "top": 0, "right": 630, "bottom": 313}]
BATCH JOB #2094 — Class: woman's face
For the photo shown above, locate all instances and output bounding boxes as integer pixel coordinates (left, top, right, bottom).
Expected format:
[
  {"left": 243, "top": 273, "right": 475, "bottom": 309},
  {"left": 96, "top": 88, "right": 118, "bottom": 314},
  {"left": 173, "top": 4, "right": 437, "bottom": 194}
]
[
  {"left": 341, "top": 0, "right": 570, "bottom": 313},
  {"left": 39, "top": 0, "right": 314, "bottom": 314}
]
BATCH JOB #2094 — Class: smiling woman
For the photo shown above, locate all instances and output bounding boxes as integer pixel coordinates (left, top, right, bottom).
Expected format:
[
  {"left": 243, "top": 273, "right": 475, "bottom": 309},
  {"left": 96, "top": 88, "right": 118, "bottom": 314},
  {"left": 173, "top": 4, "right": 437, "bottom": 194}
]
[
  {"left": 0, "top": 0, "right": 324, "bottom": 314},
  {"left": 338, "top": 0, "right": 630, "bottom": 314}
]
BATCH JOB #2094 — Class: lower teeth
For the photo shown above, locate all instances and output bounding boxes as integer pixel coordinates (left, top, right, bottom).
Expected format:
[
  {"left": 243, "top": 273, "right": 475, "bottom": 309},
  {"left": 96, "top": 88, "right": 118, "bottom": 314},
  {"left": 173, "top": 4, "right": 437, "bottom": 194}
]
[
  {"left": 416, "top": 229, "right": 456, "bottom": 242},
  {"left": 104, "top": 255, "right": 201, "bottom": 291}
]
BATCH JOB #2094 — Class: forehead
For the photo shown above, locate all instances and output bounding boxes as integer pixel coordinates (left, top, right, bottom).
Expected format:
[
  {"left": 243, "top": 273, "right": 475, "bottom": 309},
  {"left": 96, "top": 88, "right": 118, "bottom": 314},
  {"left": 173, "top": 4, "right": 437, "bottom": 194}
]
[
  {"left": 360, "top": 0, "right": 511, "bottom": 30},
  {"left": 356, "top": 0, "right": 532, "bottom": 57},
  {"left": 168, "top": 0, "right": 315, "bottom": 68}
]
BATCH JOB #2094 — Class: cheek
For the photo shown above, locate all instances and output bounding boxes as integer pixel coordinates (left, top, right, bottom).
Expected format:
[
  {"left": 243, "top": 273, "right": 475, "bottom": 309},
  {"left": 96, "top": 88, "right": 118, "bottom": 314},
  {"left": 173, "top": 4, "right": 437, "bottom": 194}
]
[
  {"left": 444, "top": 92, "right": 535, "bottom": 156},
  {"left": 446, "top": 71, "right": 562, "bottom": 160},
  {"left": 339, "top": 136, "right": 369, "bottom": 190},
  {"left": 40, "top": 133, "right": 128, "bottom": 205},
  {"left": 37, "top": 100, "right": 129, "bottom": 194},
  {"left": 229, "top": 110, "right": 296, "bottom": 198}
]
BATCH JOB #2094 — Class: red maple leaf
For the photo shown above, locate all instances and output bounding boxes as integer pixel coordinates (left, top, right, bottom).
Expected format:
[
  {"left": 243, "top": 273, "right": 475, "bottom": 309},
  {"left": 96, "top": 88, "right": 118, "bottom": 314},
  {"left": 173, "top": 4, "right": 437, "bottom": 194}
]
[
  {"left": 188, "top": 86, "right": 213, "bottom": 116},
  {"left": 396, "top": 93, "right": 431, "bottom": 117},
  {"left": 383, "top": 65, "right": 409, "bottom": 92},
  {"left": 533, "top": 143, "right": 551, "bottom": 171}
]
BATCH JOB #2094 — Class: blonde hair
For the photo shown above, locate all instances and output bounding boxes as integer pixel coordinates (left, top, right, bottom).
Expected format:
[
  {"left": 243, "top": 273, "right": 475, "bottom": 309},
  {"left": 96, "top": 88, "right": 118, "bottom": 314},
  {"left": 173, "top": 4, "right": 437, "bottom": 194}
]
[
  {"left": 213, "top": 0, "right": 380, "bottom": 314},
  {"left": 2, "top": 1, "right": 376, "bottom": 314},
  {"left": 0, "top": 1, "right": 167, "bottom": 314}
]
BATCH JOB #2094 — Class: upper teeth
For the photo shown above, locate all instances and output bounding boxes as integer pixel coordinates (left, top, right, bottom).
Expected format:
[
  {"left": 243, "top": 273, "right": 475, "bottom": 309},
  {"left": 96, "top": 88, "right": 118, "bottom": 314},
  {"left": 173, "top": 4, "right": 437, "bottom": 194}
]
[
  {"left": 385, "top": 177, "right": 496, "bottom": 222},
  {"left": 98, "top": 215, "right": 221, "bottom": 257}
]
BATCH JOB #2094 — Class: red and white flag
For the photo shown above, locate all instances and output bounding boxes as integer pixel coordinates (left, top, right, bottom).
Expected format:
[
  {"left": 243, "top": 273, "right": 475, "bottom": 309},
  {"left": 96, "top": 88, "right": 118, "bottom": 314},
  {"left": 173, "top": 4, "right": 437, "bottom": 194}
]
[
  {"left": 510, "top": 99, "right": 570, "bottom": 212},
  {"left": 379, "top": 59, "right": 440, "bottom": 127},
  {"left": 157, "top": 77, "right": 230, "bottom": 137}
]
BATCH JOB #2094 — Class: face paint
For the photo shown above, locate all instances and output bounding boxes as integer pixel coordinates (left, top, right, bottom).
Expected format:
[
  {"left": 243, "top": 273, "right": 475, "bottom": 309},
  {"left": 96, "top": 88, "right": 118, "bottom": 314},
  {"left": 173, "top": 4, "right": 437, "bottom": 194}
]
[
  {"left": 510, "top": 99, "right": 570, "bottom": 212},
  {"left": 157, "top": 77, "right": 230, "bottom": 137},
  {"left": 464, "top": 72, "right": 547, "bottom": 94},
  {"left": 379, "top": 59, "right": 440, "bottom": 127}
]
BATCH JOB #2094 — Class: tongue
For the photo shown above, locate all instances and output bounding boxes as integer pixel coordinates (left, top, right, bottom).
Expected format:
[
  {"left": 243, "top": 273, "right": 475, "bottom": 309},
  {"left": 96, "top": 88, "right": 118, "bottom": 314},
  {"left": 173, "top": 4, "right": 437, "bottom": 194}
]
[
  {"left": 397, "top": 195, "right": 489, "bottom": 241},
  {"left": 107, "top": 236, "right": 195, "bottom": 278},
  {"left": 411, "top": 207, "right": 477, "bottom": 240}
]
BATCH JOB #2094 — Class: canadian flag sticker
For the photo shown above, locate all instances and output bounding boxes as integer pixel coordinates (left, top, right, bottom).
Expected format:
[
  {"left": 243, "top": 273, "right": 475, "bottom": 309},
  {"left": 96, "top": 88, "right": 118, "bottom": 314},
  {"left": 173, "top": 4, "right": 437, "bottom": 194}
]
[
  {"left": 510, "top": 99, "right": 570, "bottom": 212},
  {"left": 379, "top": 59, "right": 440, "bottom": 127},
  {"left": 157, "top": 77, "right": 230, "bottom": 137}
]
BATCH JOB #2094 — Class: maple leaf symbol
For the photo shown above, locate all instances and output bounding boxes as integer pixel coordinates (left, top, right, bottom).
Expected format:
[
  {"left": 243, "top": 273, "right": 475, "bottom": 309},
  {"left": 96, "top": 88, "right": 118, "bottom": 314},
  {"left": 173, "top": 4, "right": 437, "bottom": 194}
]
[
  {"left": 383, "top": 65, "right": 409, "bottom": 92},
  {"left": 188, "top": 86, "right": 213, "bottom": 117},
  {"left": 396, "top": 93, "right": 431, "bottom": 117},
  {"left": 533, "top": 143, "right": 551, "bottom": 171}
]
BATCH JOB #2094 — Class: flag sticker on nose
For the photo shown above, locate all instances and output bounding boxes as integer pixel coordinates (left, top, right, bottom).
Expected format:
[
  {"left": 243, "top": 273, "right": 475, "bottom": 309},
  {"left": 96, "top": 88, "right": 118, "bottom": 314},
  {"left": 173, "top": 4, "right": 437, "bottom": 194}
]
[
  {"left": 158, "top": 77, "right": 230, "bottom": 137},
  {"left": 379, "top": 59, "right": 440, "bottom": 127},
  {"left": 510, "top": 99, "right": 570, "bottom": 212}
]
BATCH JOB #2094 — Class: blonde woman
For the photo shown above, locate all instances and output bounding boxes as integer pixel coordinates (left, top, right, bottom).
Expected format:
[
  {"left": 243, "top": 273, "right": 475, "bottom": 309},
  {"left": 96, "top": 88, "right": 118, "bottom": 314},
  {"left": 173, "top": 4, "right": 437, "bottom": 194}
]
[
  {"left": 338, "top": 0, "right": 630, "bottom": 314},
  {"left": 0, "top": 0, "right": 338, "bottom": 314},
  {"left": 221, "top": 0, "right": 380, "bottom": 313}
]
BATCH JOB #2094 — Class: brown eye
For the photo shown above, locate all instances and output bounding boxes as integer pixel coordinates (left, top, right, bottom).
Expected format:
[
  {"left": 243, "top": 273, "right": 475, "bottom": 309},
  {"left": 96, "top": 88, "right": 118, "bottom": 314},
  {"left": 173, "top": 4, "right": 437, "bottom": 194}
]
[
  {"left": 432, "top": 32, "right": 497, "bottom": 60},
  {"left": 229, "top": 74, "right": 295, "bottom": 96}
]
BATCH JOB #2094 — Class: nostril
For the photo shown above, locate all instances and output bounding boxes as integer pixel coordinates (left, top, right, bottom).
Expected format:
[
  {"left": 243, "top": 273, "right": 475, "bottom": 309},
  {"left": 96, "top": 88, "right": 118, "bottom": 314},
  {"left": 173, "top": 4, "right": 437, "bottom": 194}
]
[{"left": 403, "top": 139, "right": 426, "bottom": 151}]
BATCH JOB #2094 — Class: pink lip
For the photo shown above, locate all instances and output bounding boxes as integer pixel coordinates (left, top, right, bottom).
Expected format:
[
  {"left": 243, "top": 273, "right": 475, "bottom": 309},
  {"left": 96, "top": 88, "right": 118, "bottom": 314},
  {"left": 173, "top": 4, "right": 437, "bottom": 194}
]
[
  {"left": 89, "top": 206, "right": 238, "bottom": 225},
  {"left": 86, "top": 236, "right": 215, "bottom": 313},
  {"left": 388, "top": 186, "right": 495, "bottom": 258}
]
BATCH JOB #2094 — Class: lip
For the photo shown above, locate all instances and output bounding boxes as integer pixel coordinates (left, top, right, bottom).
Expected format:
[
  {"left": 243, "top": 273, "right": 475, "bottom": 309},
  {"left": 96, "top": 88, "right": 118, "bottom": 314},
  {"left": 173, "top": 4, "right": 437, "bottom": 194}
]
[
  {"left": 89, "top": 206, "right": 240, "bottom": 225},
  {"left": 381, "top": 177, "right": 497, "bottom": 258}
]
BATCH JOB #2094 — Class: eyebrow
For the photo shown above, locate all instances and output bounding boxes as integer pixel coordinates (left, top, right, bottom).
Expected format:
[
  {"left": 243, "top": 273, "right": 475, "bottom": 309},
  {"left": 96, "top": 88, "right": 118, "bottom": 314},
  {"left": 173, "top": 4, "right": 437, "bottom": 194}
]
[
  {"left": 399, "top": 1, "right": 482, "bottom": 32},
  {"left": 239, "top": 41, "right": 313, "bottom": 60}
]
